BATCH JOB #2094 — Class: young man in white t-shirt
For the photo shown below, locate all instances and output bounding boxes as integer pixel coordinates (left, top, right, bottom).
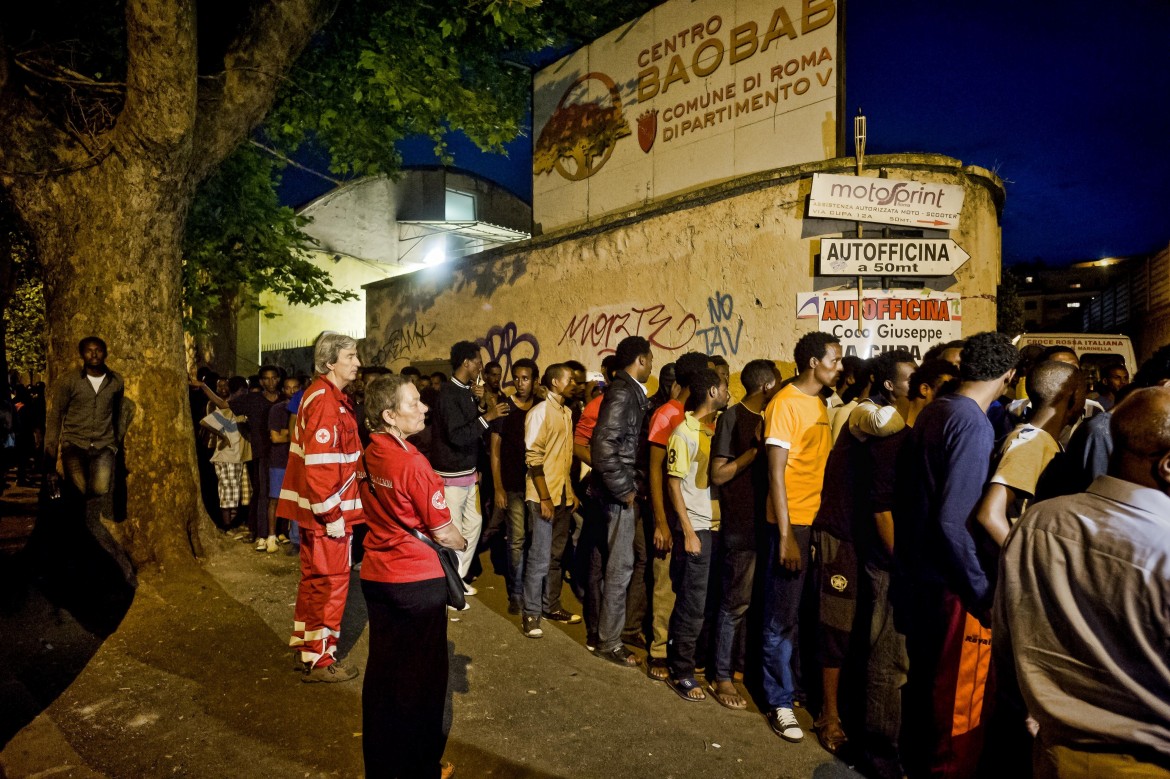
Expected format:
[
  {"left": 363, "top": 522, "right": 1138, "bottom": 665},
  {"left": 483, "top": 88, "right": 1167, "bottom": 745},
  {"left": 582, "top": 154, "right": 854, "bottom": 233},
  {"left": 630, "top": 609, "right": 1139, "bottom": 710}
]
[{"left": 664, "top": 369, "right": 730, "bottom": 702}]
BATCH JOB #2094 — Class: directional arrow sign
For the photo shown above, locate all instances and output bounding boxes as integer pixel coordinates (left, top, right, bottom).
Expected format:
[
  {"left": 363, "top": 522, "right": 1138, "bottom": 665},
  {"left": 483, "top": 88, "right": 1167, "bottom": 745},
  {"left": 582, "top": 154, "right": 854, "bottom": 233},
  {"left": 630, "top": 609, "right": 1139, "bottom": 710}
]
[
  {"left": 819, "top": 238, "right": 972, "bottom": 276},
  {"left": 809, "top": 173, "right": 965, "bottom": 230}
]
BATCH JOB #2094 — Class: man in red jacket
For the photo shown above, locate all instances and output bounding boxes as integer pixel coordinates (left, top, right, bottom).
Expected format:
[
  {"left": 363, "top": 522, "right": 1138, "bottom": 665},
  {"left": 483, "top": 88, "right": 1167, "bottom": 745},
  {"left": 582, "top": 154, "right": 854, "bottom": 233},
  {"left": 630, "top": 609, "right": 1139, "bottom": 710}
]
[{"left": 278, "top": 332, "right": 365, "bottom": 682}]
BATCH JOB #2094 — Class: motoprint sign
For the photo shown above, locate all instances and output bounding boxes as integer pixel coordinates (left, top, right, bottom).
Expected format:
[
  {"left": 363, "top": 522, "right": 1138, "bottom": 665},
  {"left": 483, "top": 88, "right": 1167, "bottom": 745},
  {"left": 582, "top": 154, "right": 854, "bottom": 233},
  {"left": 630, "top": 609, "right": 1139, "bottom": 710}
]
[
  {"left": 795, "top": 289, "right": 962, "bottom": 361},
  {"left": 533, "top": 0, "right": 839, "bottom": 232}
]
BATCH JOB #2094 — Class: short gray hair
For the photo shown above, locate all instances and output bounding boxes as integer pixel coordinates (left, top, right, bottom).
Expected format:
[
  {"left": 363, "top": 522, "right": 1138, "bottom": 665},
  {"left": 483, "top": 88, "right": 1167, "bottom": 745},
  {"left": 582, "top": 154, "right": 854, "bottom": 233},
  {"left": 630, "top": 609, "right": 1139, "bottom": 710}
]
[
  {"left": 313, "top": 332, "right": 358, "bottom": 375},
  {"left": 364, "top": 374, "right": 410, "bottom": 432}
]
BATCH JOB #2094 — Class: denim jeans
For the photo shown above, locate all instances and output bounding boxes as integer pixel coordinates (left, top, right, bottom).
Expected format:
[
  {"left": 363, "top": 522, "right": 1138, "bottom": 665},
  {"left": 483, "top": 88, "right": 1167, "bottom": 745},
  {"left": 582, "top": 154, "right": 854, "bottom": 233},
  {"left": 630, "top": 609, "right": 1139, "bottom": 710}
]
[
  {"left": 712, "top": 548, "right": 756, "bottom": 682},
  {"left": 444, "top": 483, "right": 482, "bottom": 580},
  {"left": 522, "top": 501, "right": 572, "bottom": 617},
  {"left": 666, "top": 529, "right": 712, "bottom": 679},
  {"left": 581, "top": 497, "right": 604, "bottom": 640},
  {"left": 761, "top": 524, "right": 811, "bottom": 710},
  {"left": 502, "top": 491, "right": 528, "bottom": 603},
  {"left": 623, "top": 506, "right": 651, "bottom": 639},
  {"left": 864, "top": 562, "right": 909, "bottom": 779},
  {"left": 596, "top": 499, "right": 637, "bottom": 652},
  {"left": 60, "top": 444, "right": 115, "bottom": 498}
]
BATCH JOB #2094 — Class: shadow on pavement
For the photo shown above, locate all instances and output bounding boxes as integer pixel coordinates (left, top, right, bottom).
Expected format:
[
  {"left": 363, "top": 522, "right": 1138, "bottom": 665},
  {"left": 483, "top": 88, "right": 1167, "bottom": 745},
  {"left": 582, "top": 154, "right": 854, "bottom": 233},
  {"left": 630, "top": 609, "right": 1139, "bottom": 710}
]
[{"left": 0, "top": 485, "right": 135, "bottom": 749}]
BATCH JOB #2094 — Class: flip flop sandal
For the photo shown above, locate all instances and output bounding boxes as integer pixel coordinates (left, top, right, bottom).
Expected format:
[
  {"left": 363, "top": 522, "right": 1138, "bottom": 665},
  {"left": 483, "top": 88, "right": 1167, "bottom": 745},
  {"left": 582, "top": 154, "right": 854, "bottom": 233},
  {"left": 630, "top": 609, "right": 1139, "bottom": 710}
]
[
  {"left": 647, "top": 658, "right": 669, "bottom": 682},
  {"left": 668, "top": 677, "right": 707, "bottom": 702},
  {"left": 707, "top": 683, "right": 748, "bottom": 710}
]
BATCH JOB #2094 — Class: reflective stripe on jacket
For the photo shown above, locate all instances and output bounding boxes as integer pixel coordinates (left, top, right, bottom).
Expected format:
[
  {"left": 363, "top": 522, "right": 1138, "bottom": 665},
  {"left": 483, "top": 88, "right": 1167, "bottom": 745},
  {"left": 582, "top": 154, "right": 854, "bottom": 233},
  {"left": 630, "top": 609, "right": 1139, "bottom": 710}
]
[{"left": 276, "top": 376, "right": 365, "bottom": 529}]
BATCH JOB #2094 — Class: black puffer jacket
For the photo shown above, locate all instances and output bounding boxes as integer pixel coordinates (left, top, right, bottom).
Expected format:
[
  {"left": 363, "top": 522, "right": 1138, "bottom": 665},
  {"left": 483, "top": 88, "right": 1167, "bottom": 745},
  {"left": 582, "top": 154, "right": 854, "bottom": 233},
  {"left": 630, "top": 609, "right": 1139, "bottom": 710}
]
[{"left": 590, "top": 370, "right": 652, "bottom": 502}]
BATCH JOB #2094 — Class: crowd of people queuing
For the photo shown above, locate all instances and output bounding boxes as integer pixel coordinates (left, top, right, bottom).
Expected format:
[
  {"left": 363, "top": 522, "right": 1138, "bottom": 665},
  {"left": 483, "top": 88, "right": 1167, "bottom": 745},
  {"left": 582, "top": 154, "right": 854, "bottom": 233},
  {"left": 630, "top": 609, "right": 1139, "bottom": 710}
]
[{"left": 28, "top": 328, "right": 1170, "bottom": 779}]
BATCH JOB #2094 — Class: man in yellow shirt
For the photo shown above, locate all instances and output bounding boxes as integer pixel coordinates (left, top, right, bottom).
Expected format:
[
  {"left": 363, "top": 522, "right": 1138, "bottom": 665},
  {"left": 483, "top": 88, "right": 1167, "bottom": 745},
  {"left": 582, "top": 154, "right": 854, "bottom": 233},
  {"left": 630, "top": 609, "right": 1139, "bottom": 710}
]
[{"left": 761, "top": 332, "right": 842, "bottom": 742}]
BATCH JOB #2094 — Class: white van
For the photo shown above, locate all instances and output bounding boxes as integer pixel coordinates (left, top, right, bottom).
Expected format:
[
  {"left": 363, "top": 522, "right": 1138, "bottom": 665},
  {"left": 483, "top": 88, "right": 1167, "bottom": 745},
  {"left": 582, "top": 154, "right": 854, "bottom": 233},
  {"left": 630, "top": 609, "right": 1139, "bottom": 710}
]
[{"left": 1013, "top": 333, "right": 1136, "bottom": 376}]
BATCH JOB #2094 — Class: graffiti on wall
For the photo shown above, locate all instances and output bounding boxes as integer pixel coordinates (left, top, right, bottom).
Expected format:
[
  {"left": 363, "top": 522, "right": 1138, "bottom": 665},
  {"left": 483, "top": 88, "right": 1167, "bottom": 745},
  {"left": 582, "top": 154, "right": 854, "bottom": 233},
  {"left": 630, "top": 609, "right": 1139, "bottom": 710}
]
[
  {"left": 558, "top": 303, "right": 699, "bottom": 356},
  {"left": 695, "top": 291, "right": 744, "bottom": 357},
  {"left": 558, "top": 291, "right": 745, "bottom": 357},
  {"left": 477, "top": 322, "right": 540, "bottom": 383},
  {"left": 370, "top": 320, "right": 436, "bottom": 366}
]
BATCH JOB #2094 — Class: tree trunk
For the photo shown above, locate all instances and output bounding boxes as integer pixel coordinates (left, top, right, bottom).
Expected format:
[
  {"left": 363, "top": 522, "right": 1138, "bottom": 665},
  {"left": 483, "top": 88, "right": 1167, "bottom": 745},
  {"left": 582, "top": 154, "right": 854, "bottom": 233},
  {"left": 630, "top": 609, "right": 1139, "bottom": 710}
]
[
  {"left": 0, "top": 0, "right": 336, "bottom": 571},
  {"left": 20, "top": 156, "right": 208, "bottom": 571}
]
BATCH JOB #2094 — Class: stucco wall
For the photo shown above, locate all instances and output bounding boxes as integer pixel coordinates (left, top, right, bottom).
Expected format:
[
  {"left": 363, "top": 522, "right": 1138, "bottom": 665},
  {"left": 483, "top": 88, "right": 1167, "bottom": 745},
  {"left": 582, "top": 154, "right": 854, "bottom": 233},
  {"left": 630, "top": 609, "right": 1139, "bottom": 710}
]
[
  {"left": 363, "top": 154, "right": 1003, "bottom": 382},
  {"left": 259, "top": 250, "right": 393, "bottom": 350}
]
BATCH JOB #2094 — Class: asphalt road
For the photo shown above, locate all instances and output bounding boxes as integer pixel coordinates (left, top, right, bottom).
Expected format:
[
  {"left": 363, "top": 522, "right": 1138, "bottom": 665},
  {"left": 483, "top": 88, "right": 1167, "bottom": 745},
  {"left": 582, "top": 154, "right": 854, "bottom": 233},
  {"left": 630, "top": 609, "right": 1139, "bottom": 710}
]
[{"left": 212, "top": 539, "right": 863, "bottom": 779}]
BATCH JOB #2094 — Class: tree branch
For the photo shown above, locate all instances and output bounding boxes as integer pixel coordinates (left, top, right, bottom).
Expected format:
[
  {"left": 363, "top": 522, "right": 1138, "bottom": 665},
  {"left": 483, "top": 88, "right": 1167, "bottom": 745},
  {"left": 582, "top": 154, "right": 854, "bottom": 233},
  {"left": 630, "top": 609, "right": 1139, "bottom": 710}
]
[
  {"left": 249, "top": 140, "right": 344, "bottom": 185},
  {"left": 192, "top": 0, "right": 339, "bottom": 182},
  {"left": 116, "top": 0, "right": 199, "bottom": 156},
  {"left": 0, "top": 31, "right": 103, "bottom": 187}
]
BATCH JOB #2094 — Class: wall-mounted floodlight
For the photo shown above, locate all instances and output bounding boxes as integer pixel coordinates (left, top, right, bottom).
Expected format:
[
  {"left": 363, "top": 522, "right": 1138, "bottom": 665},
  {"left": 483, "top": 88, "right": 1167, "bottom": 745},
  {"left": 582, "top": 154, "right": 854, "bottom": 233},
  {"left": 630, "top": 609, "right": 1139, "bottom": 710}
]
[{"left": 424, "top": 236, "right": 447, "bottom": 266}]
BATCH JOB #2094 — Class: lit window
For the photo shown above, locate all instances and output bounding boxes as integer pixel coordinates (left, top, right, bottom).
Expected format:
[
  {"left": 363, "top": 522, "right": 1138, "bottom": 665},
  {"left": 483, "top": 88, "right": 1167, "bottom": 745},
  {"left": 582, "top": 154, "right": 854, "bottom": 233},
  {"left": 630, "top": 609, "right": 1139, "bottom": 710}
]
[
  {"left": 445, "top": 189, "right": 476, "bottom": 221},
  {"left": 1069, "top": 283, "right": 1082, "bottom": 289},
  {"left": 1066, "top": 302, "right": 1081, "bottom": 308},
  {"left": 1024, "top": 276, "right": 1034, "bottom": 283}
]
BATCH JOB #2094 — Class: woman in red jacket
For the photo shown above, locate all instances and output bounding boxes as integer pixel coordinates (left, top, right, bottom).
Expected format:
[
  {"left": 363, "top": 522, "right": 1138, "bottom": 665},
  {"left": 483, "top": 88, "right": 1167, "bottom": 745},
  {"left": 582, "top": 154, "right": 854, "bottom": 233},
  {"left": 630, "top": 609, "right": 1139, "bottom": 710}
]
[{"left": 360, "top": 374, "right": 465, "bottom": 779}]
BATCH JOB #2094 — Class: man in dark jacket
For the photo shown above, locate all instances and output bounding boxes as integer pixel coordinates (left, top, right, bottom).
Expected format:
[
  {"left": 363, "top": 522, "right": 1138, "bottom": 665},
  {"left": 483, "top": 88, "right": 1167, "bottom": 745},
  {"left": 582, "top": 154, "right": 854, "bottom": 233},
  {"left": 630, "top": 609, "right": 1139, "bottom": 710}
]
[
  {"left": 430, "top": 341, "right": 510, "bottom": 590},
  {"left": 589, "top": 335, "right": 654, "bottom": 667}
]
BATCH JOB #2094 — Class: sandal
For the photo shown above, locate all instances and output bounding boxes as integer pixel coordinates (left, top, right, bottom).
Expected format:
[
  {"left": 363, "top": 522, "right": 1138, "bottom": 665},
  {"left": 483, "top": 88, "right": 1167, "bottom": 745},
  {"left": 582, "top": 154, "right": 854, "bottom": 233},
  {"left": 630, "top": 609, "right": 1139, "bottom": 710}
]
[
  {"left": 667, "top": 676, "right": 707, "bottom": 702},
  {"left": 707, "top": 681, "right": 748, "bottom": 710},
  {"left": 647, "top": 657, "right": 669, "bottom": 682},
  {"left": 814, "top": 717, "right": 848, "bottom": 754}
]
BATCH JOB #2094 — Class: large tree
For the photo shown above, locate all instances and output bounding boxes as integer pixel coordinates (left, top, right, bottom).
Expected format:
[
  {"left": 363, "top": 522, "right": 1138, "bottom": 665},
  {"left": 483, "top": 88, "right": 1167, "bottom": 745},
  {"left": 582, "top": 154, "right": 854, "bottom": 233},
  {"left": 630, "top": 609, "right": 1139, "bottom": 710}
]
[{"left": 0, "top": 0, "right": 646, "bottom": 570}]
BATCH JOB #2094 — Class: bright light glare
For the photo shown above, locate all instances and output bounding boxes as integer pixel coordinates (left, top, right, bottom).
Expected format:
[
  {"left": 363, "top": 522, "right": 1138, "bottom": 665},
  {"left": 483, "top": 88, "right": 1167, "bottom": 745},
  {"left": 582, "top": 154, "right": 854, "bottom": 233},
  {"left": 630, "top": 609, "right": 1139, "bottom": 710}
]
[{"left": 424, "top": 236, "right": 446, "bottom": 266}]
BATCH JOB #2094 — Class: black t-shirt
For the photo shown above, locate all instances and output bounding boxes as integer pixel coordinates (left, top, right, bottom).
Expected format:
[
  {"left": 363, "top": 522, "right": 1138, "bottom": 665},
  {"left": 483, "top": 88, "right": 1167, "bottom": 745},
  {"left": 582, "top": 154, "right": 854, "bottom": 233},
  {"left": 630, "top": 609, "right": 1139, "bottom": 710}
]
[
  {"left": 491, "top": 396, "right": 540, "bottom": 493},
  {"left": 866, "top": 426, "right": 909, "bottom": 570},
  {"left": 268, "top": 402, "right": 292, "bottom": 469},
  {"left": 811, "top": 412, "right": 871, "bottom": 544},
  {"left": 711, "top": 403, "right": 767, "bottom": 551},
  {"left": 230, "top": 392, "right": 275, "bottom": 460}
]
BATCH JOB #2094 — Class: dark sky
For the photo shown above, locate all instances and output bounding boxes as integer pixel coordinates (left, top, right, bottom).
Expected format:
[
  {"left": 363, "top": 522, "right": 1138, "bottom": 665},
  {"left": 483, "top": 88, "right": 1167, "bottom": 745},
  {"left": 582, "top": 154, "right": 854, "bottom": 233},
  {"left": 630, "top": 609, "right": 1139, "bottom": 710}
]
[{"left": 281, "top": 0, "right": 1170, "bottom": 267}]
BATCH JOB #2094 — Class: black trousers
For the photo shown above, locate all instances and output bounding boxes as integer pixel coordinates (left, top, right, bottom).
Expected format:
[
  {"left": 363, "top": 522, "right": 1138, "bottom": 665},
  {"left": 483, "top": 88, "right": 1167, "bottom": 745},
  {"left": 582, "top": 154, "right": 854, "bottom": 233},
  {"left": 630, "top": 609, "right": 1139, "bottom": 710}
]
[{"left": 361, "top": 577, "right": 449, "bottom": 779}]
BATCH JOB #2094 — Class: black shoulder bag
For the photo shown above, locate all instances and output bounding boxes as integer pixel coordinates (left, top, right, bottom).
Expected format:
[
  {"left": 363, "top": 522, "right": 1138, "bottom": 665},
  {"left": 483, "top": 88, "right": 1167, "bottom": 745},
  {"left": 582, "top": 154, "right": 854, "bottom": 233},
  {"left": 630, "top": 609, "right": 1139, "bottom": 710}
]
[{"left": 361, "top": 454, "right": 466, "bottom": 610}]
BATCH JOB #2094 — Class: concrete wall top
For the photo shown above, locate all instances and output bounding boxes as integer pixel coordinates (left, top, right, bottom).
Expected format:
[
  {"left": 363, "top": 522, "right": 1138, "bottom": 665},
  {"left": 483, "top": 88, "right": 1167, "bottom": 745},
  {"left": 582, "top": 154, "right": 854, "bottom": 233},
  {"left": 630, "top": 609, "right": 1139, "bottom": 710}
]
[{"left": 362, "top": 153, "right": 1004, "bottom": 385}]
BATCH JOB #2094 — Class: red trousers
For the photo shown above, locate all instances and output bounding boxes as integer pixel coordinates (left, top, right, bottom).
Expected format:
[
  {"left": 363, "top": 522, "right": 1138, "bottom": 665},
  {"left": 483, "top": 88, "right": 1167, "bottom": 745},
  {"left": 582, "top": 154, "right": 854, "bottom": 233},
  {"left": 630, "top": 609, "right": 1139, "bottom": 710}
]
[{"left": 291, "top": 530, "right": 352, "bottom": 668}]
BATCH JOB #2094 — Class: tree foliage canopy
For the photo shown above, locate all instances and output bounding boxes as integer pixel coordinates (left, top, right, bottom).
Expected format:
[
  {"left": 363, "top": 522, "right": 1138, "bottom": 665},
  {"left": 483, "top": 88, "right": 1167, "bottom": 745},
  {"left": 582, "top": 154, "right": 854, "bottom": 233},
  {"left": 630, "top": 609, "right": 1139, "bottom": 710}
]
[
  {"left": 2, "top": 0, "right": 654, "bottom": 337},
  {"left": 267, "top": 0, "right": 649, "bottom": 176},
  {"left": 182, "top": 145, "right": 354, "bottom": 335}
]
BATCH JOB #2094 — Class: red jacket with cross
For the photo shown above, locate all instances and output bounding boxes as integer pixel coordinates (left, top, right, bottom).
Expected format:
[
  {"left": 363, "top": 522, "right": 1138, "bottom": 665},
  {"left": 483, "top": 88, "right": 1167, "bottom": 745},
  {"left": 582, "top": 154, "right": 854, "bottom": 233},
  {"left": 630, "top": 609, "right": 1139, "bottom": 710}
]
[{"left": 276, "top": 375, "right": 366, "bottom": 532}]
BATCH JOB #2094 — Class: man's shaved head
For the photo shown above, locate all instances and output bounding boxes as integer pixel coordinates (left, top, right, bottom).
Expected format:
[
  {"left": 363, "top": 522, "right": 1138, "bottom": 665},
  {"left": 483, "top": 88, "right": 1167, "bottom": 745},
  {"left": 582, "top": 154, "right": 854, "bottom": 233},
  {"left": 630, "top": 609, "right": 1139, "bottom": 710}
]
[
  {"left": 1110, "top": 387, "right": 1170, "bottom": 490},
  {"left": 1026, "top": 360, "right": 1080, "bottom": 408}
]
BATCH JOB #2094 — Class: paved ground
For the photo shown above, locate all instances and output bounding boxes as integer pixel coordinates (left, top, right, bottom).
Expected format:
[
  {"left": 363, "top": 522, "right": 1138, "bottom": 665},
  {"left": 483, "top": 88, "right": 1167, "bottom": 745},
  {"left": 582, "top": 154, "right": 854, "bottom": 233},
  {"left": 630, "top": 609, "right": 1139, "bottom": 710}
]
[{"left": 1, "top": 523, "right": 863, "bottom": 778}]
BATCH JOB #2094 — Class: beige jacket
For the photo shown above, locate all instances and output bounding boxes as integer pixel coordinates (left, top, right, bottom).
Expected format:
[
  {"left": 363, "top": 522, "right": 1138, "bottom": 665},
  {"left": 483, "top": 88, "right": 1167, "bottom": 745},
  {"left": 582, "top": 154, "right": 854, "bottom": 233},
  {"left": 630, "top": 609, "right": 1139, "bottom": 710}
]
[{"left": 524, "top": 393, "right": 574, "bottom": 505}]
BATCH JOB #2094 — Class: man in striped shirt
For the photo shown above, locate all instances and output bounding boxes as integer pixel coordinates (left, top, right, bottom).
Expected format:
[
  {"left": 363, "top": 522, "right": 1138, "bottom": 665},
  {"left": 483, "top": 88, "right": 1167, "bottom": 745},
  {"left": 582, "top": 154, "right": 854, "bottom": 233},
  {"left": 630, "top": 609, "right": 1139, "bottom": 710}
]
[{"left": 278, "top": 333, "right": 366, "bottom": 683}]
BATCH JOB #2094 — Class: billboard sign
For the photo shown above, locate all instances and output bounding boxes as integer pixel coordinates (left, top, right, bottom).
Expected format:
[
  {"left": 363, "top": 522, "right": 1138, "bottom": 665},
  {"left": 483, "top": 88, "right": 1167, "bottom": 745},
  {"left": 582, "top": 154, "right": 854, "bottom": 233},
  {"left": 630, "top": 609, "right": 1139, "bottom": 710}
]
[
  {"left": 819, "top": 238, "right": 971, "bottom": 276},
  {"left": 533, "top": 0, "right": 839, "bottom": 232},
  {"left": 808, "top": 173, "right": 965, "bottom": 229},
  {"left": 796, "top": 289, "right": 962, "bottom": 360}
]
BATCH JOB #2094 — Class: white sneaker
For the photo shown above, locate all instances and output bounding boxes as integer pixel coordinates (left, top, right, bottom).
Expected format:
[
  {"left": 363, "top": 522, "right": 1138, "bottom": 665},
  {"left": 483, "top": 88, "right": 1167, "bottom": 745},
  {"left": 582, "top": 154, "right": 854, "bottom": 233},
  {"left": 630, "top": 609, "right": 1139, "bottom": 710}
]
[
  {"left": 463, "top": 583, "right": 478, "bottom": 596},
  {"left": 265, "top": 535, "right": 279, "bottom": 553},
  {"left": 254, "top": 538, "right": 267, "bottom": 552},
  {"left": 447, "top": 602, "right": 471, "bottom": 612},
  {"left": 768, "top": 707, "right": 804, "bottom": 743}
]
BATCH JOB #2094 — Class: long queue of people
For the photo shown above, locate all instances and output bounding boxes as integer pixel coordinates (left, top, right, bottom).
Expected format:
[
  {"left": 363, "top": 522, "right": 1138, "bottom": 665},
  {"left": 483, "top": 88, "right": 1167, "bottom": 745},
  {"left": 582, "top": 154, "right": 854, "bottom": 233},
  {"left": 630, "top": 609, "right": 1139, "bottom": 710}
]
[{"left": 233, "top": 330, "right": 1170, "bottom": 779}]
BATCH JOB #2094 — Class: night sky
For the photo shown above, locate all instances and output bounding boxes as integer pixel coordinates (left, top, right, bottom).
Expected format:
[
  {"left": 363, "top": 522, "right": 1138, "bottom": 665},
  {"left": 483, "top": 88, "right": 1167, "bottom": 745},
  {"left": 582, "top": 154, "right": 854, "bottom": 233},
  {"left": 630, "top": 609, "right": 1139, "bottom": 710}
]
[{"left": 280, "top": 0, "right": 1170, "bottom": 267}]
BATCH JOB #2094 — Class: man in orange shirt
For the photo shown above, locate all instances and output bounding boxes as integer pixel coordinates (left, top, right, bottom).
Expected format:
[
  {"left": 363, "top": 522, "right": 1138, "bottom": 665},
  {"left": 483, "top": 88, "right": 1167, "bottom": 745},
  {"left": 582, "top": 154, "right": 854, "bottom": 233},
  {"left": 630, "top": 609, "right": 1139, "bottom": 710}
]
[{"left": 761, "top": 332, "right": 842, "bottom": 742}]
